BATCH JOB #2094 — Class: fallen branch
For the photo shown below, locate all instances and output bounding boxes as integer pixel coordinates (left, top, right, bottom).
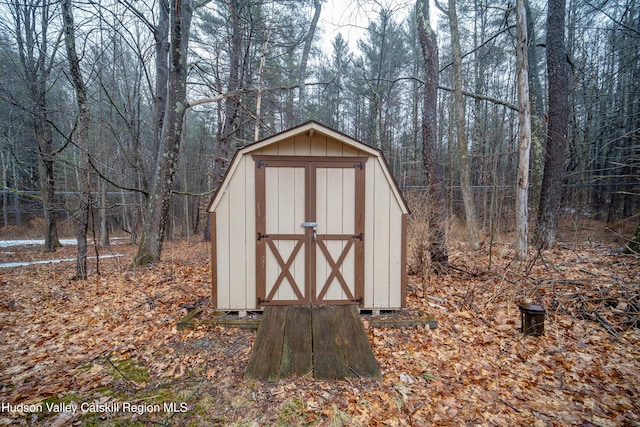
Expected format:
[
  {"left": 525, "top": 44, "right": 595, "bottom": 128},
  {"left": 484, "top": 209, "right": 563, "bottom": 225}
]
[
  {"left": 593, "top": 311, "right": 621, "bottom": 338},
  {"left": 135, "top": 290, "right": 170, "bottom": 309},
  {"left": 448, "top": 264, "right": 479, "bottom": 277},
  {"left": 499, "top": 398, "right": 522, "bottom": 414},
  {"left": 134, "top": 276, "right": 174, "bottom": 308}
]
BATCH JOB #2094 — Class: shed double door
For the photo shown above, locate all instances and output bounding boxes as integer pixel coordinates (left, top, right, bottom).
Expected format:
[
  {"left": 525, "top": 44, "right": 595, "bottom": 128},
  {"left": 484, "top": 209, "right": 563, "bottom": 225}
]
[{"left": 255, "top": 156, "right": 366, "bottom": 306}]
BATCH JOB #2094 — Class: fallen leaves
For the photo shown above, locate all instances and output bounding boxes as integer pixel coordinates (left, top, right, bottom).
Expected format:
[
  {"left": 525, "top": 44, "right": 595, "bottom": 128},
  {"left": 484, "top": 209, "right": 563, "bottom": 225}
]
[{"left": 0, "top": 236, "right": 639, "bottom": 425}]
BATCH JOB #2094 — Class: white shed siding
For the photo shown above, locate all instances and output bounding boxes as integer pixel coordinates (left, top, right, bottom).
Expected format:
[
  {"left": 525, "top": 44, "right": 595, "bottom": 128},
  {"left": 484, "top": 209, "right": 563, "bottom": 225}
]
[
  {"left": 215, "top": 187, "right": 230, "bottom": 308},
  {"left": 363, "top": 157, "right": 404, "bottom": 309},
  {"left": 215, "top": 155, "right": 257, "bottom": 310},
  {"left": 388, "top": 191, "right": 404, "bottom": 308}
]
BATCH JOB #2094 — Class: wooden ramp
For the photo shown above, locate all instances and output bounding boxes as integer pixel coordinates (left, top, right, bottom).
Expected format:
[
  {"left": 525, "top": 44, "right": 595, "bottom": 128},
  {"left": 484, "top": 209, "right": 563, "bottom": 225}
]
[{"left": 244, "top": 305, "right": 381, "bottom": 381}]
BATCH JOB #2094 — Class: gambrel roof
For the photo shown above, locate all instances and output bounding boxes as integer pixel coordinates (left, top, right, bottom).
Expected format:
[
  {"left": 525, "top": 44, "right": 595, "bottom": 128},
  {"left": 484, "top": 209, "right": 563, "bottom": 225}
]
[{"left": 208, "top": 121, "right": 408, "bottom": 215}]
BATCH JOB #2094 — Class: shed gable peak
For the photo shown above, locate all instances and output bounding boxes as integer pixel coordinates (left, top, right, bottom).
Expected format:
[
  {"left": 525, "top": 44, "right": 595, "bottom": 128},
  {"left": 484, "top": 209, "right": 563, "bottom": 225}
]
[
  {"left": 208, "top": 122, "right": 408, "bottom": 216},
  {"left": 243, "top": 121, "right": 378, "bottom": 157}
]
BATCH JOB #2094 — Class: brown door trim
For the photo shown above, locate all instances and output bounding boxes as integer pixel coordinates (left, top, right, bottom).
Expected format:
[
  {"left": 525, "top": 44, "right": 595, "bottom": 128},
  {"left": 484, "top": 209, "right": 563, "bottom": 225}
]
[{"left": 255, "top": 156, "right": 366, "bottom": 307}]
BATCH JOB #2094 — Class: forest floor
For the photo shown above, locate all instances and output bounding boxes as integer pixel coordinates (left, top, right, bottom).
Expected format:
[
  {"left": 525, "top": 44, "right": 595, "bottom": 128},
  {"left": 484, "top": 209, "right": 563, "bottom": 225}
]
[{"left": 0, "top": 217, "right": 639, "bottom": 426}]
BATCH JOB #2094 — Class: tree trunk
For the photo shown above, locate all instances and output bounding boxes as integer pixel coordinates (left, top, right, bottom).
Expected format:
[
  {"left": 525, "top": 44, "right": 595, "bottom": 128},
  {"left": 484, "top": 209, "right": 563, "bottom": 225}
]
[
  {"left": 12, "top": 162, "right": 22, "bottom": 227},
  {"left": 448, "top": 0, "right": 480, "bottom": 250},
  {"left": 213, "top": 0, "right": 242, "bottom": 191},
  {"left": 1, "top": 152, "right": 9, "bottom": 227},
  {"left": 100, "top": 179, "right": 109, "bottom": 246},
  {"left": 417, "top": 0, "right": 448, "bottom": 272},
  {"left": 297, "top": 0, "right": 322, "bottom": 122},
  {"left": 535, "top": 0, "right": 569, "bottom": 249},
  {"left": 153, "top": 0, "right": 170, "bottom": 162},
  {"left": 515, "top": 0, "right": 532, "bottom": 260},
  {"left": 625, "top": 219, "right": 640, "bottom": 254},
  {"left": 134, "top": 0, "right": 193, "bottom": 266},
  {"left": 62, "top": 0, "right": 91, "bottom": 279},
  {"left": 254, "top": 34, "right": 269, "bottom": 142},
  {"left": 37, "top": 117, "right": 61, "bottom": 253},
  {"left": 526, "top": 0, "right": 546, "bottom": 210},
  {"left": 12, "top": 0, "right": 62, "bottom": 251}
]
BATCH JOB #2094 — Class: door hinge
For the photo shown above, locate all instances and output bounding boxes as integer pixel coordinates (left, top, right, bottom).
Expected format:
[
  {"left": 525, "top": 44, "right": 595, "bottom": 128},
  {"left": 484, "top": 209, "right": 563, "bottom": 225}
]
[
  {"left": 257, "top": 297, "right": 270, "bottom": 304},
  {"left": 257, "top": 232, "right": 269, "bottom": 240},
  {"left": 353, "top": 161, "right": 364, "bottom": 170},
  {"left": 352, "top": 233, "right": 364, "bottom": 241},
  {"left": 256, "top": 160, "right": 269, "bottom": 169}
]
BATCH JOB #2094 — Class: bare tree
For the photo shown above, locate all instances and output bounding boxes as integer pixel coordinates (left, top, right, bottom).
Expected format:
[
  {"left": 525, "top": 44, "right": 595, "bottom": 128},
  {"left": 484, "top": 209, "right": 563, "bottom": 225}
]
[
  {"left": 297, "top": 0, "right": 322, "bottom": 121},
  {"left": 153, "top": 0, "right": 170, "bottom": 161},
  {"left": 535, "top": 0, "right": 569, "bottom": 249},
  {"left": 417, "top": 0, "right": 448, "bottom": 272},
  {"left": 9, "top": 0, "right": 62, "bottom": 252},
  {"left": 515, "top": 0, "right": 532, "bottom": 260},
  {"left": 442, "top": 0, "right": 480, "bottom": 250},
  {"left": 526, "top": 0, "right": 546, "bottom": 205},
  {"left": 626, "top": 219, "right": 640, "bottom": 254},
  {"left": 61, "top": 0, "right": 91, "bottom": 278},
  {"left": 134, "top": 0, "right": 195, "bottom": 265},
  {"left": 118, "top": 0, "right": 170, "bottom": 164}
]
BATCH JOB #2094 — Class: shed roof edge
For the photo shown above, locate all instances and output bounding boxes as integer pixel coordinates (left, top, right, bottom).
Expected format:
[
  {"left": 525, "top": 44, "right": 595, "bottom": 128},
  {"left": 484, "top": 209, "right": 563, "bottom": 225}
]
[{"left": 208, "top": 121, "right": 409, "bottom": 214}]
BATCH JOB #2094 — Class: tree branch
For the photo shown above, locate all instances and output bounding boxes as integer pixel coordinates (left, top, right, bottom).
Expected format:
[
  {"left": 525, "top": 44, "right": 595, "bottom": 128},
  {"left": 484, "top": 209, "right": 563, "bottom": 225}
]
[
  {"left": 440, "top": 25, "right": 516, "bottom": 72},
  {"left": 87, "top": 155, "right": 149, "bottom": 197},
  {"left": 438, "top": 85, "right": 518, "bottom": 111},
  {"left": 187, "top": 82, "right": 331, "bottom": 109},
  {"left": 584, "top": 0, "right": 640, "bottom": 36}
]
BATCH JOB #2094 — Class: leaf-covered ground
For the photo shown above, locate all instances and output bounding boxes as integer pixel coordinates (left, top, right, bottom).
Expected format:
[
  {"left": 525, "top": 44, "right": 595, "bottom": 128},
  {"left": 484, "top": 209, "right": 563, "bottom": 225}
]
[{"left": 1, "top": 224, "right": 639, "bottom": 426}]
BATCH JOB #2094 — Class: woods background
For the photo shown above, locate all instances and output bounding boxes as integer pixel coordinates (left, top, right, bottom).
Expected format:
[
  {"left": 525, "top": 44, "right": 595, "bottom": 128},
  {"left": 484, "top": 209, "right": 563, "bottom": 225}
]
[{"left": 0, "top": 0, "right": 638, "bottom": 266}]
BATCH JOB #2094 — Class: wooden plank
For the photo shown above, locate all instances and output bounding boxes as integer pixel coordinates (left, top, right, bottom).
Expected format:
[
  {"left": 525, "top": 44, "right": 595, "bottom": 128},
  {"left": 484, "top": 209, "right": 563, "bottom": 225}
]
[
  {"left": 400, "top": 214, "right": 408, "bottom": 308},
  {"left": 279, "top": 306, "right": 312, "bottom": 377},
  {"left": 372, "top": 164, "right": 391, "bottom": 307},
  {"left": 178, "top": 313, "right": 438, "bottom": 331},
  {"left": 252, "top": 155, "right": 367, "bottom": 164},
  {"left": 210, "top": 214, "right": 217, "bottom": 308},
  {"left": 264, "top": 167, "right": 279, "bottom": 300},
  {"left": 276, "top": 136, "right": 295, "bottom": 154},
  {"left": 354, "top": 165, "right": 365, "bottom": 305},
  {"left": 310, "top": 133, "right": 327, "bottom": 155},
  {"left": 255, "top": 160, "right": 266, "bottom": 306},
  {"left": 294, "top": 134, "right": 311, "bottom": 155},
  {"left": 325, "top": 137, "right": 344, "bottom": 156},
  {"left": 388, "top": 201, "right": 403, "bottom": 308},
  {"left": 176, "top": 308, "right": 203, "bottom": 331},
  {"left": 326, "top": 168, "right": 345, "bottom": 301},
  {"left": 245, "top": 159, "right": 257, "bottom": 309},
  {"left": 309, "top": 164, "right": 318, "bottom": 303},
  {"left": 363, "top": 159, "right": 375, "bottom": 308},
  {"left": 244, "top": 306, "right": 287, "bottom": 381},
  {"left": 293, "top": 167, "right": 307, "bottom": 291},
  {"left": 312, "top": 306, "right": 350, "bottom": 380},
  {"left": 314, "top": 167, "right": 328, "bottom": 302},
  {"left": 340, "top": 305, "right": 381, "bottom": 378},
  {"left": 365, "top": 317, "right": 438, "bottom": 329},
  {"left": 229, "top": 160, "right": 248, "bottom": 309},
  {"left": 216, "top": 191, "right": 231, "bottom": 309}
]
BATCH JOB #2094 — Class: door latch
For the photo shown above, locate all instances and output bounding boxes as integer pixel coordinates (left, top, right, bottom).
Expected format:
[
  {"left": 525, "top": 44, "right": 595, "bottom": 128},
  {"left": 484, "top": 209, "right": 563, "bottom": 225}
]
[
  {"left": 301, "top": 221, "right": 317, "bottom": 231},
  {"left": 301, "top": 222, "right": 318, "bottom": 241}
]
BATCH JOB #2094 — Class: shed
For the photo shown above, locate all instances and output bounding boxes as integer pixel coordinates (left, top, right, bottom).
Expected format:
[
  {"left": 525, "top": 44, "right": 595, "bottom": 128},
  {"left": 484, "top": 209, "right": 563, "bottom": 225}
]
[{"left": 207, "top": 121, "right": 409, "bottom": 313}]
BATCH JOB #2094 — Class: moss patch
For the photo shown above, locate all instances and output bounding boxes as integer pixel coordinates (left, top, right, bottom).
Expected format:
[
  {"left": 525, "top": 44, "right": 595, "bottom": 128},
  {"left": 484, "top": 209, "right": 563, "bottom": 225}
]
[{"left": 107, "top": 358, "right": 150, "bottom": 384}]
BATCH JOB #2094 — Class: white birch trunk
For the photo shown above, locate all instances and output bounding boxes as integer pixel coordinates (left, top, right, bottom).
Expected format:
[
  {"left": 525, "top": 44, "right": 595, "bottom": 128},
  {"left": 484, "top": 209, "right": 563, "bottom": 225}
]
[{"left": 515, "top": 0, "right": 532, "bottom": 260}]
